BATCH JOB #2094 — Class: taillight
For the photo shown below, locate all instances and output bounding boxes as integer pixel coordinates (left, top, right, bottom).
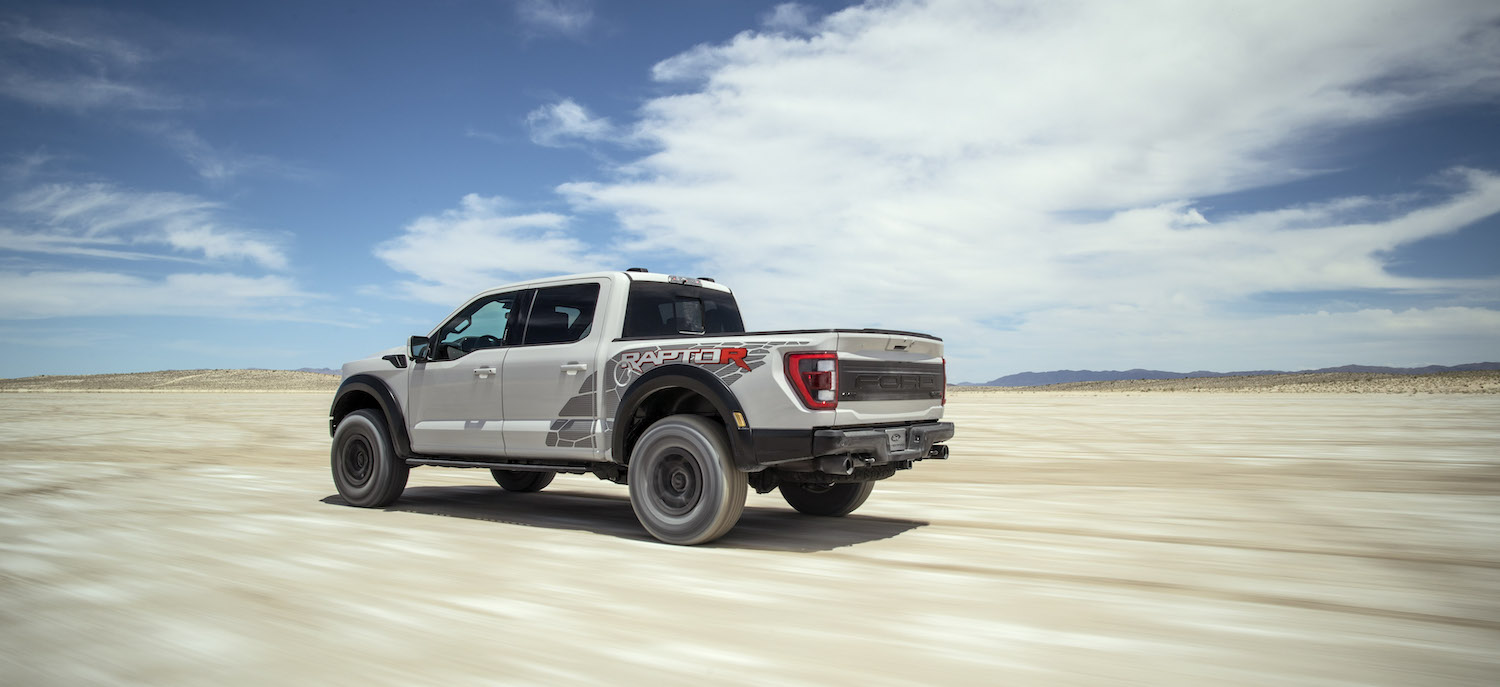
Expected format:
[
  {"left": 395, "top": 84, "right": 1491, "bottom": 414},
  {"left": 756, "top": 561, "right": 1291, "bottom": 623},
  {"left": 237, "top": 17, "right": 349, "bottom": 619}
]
[
  {"left": 941, "top": 357, "right": 947, "bottom": 406},
  {"left": 786, "top": 351, "right": 838, "bottom": 410}
]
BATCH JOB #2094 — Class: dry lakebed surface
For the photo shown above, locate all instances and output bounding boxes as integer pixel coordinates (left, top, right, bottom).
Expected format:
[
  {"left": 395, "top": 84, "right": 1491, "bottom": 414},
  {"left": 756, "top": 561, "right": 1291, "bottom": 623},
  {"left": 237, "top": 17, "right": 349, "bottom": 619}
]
[{"left": 1, "top": 373, "right": 1497, "bottom": 685}]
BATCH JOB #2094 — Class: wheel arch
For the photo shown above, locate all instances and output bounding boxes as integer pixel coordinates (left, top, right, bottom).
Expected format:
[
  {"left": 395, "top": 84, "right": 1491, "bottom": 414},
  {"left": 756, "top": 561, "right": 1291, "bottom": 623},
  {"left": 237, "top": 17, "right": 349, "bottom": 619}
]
[
  {"left": 612, "top": 365, "right": 755, "bottom": 471},
  {"left": 330, "top": 374, "right": 414, "bottom": 457}
]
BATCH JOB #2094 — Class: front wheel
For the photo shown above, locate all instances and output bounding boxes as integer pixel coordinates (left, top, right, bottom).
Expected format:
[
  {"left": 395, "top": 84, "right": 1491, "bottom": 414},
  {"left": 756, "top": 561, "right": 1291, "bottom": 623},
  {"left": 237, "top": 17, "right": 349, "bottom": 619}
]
[
  {"left": 627, "top": 414, "right": 747, "bottom": 545},
  {"left": 331, "top": 409, "right": 409, "bottom": 507},
  {"left": 780, "top": 480, "right": 875, "bottom": 517},
  {"left": 491, "top": 469, "right": 555, "bottom": 492}
]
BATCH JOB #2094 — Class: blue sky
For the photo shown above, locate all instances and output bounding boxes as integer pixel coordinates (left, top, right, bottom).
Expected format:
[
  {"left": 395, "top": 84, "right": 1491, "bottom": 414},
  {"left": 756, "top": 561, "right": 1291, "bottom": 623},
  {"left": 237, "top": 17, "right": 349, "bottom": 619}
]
[{"left": 2, "top": 0, "right": 1497, "bottom": 383}]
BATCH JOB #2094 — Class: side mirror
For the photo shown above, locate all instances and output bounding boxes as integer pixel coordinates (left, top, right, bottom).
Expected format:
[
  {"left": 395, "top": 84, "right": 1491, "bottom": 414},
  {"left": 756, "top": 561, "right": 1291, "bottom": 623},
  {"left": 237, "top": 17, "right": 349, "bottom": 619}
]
[{"left": 408, "top": 335, "right": 431, "bottom": 363}]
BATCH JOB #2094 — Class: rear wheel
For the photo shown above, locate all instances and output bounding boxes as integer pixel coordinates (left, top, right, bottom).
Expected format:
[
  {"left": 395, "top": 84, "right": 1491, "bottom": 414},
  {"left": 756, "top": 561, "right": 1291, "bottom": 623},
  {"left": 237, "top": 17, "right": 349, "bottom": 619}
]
[
  {"left": 491, "top": 469, "right": 555, "bottom": 492},
  {"left": 331, "top": 409, "right": 409, "bottom": 507},
  {"left": 780, "top": 480, "right": 875, "bottom": 517},
  {"left": 628, "top": 414, "right": 747, "bottom": 545}
]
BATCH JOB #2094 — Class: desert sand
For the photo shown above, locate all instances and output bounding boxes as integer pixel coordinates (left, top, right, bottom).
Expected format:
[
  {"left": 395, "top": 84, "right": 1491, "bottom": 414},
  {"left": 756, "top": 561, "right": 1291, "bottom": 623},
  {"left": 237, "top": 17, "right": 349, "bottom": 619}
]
[{"left": 2, "top": 390, "right": 1497, "bottom": 685}]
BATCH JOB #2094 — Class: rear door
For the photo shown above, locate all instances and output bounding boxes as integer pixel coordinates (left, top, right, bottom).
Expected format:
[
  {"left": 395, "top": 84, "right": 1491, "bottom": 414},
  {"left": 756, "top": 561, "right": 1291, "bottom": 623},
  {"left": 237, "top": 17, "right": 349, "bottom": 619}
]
[{"left": 501, "top": 280, "right": 606, "bottom": 460}]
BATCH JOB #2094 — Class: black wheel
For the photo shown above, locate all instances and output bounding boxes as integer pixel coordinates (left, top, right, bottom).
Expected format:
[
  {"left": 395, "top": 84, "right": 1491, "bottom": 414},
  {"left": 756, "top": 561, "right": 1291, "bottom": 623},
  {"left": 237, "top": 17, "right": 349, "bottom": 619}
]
[
  {"left": 780, "top": 480, "right": 875, "bottom": 517},
  {"left": 331, "top": 409, "right": 409, "bottom": 507},
  {"left": 627, "top": 414, "right": 747, "bottom": 545},
  {"left": 491, "top": 469, "right": 555, "bottom": 492}
]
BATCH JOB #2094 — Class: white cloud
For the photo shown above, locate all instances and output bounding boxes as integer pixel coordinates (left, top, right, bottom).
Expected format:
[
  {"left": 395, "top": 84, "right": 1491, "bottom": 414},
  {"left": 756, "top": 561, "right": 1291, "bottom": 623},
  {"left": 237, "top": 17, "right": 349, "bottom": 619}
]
[
  {"left": 550, "top": 0, "right": 1500, "bottom": 378},
  {"left": 1, "top": 11, "right": 298, "bottom": 187},
  {"left": 2, "top": 18, "right": 150, "bottom": 66},
  {"left": 762, "top": 3, "right": 818, "bottom": 34},
  {"left": 514, "top": 0, "right": 594, "bottom": 39},
  {"left": 151, "top": 125, "right": 315, "bottom": 183},
  {"left": 5, "top": 183, "right": 288, "bottom": 269},
  {"left": 0, "top": 14, "right": 182, "bottom": 111},
  {"left": 373, "top": 194, "right": 605, "bottom": 303},
  {"left": 464, "top": 127, "right": 508, "bottom": 145},
  {"left": 0, "top": 229, "right": 200, "bottom": 263},
  {"left": 650, "top": 43, "right": 733, "bottom": 84},
  {"left": 0, "top": 71, "right": 182, "bottom": 111},
  {"left": 0, "top": 271, "right": 315, "bottom": 319},
  {"left": 2, "top": 149, "right": 58, "bottom": 181},
  {"left": 526, "top": 98, "right": 620, "bottom": 147}
]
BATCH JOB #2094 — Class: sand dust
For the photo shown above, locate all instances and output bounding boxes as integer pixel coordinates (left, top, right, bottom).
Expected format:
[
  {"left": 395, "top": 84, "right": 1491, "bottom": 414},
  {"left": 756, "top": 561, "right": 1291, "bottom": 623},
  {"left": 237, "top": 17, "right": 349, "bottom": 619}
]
[{"left": 1, "top": 391, "right": 1497, "bottom": 685}]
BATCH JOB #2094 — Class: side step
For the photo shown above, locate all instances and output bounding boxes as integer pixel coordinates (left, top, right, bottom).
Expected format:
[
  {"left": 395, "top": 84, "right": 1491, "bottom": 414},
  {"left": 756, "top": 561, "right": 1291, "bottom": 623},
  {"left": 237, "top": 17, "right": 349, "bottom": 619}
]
[{"left": 404, "top": 457, "right": 593, "bottom": 474}]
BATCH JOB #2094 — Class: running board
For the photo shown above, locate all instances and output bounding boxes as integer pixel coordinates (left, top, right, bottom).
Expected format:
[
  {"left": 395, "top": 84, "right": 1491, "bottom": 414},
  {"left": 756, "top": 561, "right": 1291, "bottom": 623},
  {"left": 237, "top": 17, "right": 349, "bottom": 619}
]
[{"left": 404, "top": 457, "right": 594, "bottom": 474}]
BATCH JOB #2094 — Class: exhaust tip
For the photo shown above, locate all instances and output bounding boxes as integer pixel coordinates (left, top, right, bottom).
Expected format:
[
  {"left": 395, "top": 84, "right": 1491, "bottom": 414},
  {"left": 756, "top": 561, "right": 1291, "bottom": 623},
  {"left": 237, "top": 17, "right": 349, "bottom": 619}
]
[{"left": 816, "top": 456, "right": 856, "bottom": 475}]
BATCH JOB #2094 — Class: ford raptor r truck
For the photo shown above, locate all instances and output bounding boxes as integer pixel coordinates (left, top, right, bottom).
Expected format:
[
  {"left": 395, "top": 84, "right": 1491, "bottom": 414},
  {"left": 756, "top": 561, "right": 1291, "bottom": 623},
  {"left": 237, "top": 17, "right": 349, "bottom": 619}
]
[{"left": 329, "top": 270, "right": 953, "bottom": 545}]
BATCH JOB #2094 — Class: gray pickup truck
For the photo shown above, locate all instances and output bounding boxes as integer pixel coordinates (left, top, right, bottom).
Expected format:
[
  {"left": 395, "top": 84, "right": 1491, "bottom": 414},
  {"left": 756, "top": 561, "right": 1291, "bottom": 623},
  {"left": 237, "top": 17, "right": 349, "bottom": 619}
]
[{"left": 330, "top": 269, "right": 953, "bottom": 544}]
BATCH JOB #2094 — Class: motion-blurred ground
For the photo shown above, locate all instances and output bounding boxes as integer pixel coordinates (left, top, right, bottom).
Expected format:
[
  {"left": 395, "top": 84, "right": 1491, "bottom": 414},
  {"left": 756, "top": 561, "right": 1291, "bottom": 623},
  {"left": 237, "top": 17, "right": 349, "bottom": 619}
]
[{"left": 1, "top": 390, "right": 1496, "bottom": 685}]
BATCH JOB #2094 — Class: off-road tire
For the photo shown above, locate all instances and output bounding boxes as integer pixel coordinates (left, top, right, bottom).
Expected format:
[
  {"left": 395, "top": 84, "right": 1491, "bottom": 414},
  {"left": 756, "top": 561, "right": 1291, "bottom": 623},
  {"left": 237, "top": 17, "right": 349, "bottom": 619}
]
[
  {"left": 780, "top": 480, "right": 875, "bottom": 517},
  {"left": 491, "top": 469, "right": 555, "bottom": 492},
  {"left": 627, "top": 414, "right": 747, "bottom": 545},
  {"left": 331, "top": 409, "right": 409, "bottom": 507}
]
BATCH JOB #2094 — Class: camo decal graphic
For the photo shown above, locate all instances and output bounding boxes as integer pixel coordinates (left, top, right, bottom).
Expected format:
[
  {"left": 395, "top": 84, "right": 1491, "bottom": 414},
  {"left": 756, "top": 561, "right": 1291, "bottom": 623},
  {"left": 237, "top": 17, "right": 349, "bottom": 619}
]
[
  {"left": 598, "top": 341, "right": 809, "bottom": 454},
  {"left": 545, "top": 372, "right": 596, "bottom": 448},
  {"left": 546, "top": 418, "right": 595, "bottom": 448},
  {"left": 543, "top": 341, "right": 811, "bottom": 453}
]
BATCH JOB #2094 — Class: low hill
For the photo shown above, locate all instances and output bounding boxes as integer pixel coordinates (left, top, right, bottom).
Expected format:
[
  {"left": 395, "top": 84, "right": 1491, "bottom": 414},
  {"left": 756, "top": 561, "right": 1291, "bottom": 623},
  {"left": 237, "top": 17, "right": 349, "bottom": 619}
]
[
  {"left": 970, "top": 362, "right": 1500, "bottom": 387},
  {"left": 0, "top": 369, "right": 342, "bottom": 393},
  {"left": 952, "top": 370, "right": 1500, "bottom": 394}
]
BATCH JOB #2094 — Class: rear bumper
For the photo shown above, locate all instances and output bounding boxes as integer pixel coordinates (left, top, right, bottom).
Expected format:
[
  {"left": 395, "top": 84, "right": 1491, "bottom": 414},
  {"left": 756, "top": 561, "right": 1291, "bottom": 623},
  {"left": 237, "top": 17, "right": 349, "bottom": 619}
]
[
  {"left": 739, "top": 421, "right": 954, "bottom": 470},
  {"left": 813, "top": 421, "right": 954, "bottom": 464}
]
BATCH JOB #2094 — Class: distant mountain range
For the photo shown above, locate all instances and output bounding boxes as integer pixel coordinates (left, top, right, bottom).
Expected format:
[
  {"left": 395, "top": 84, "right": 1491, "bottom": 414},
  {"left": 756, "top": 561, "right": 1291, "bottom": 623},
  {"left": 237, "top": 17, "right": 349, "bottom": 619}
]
[
  {"left": 964, "top": 362, "right": 1500, "bottom": 387},
  {"left": 247, "top": 367, "right": 340, "bottom": 376}
]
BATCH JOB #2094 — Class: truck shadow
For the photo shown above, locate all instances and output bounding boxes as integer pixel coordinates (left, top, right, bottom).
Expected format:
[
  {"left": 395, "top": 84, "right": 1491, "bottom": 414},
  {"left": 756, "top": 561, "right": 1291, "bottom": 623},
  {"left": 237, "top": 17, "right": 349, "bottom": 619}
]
[{"left": 321, "top": 485, "right": 926, "bottom": 552}]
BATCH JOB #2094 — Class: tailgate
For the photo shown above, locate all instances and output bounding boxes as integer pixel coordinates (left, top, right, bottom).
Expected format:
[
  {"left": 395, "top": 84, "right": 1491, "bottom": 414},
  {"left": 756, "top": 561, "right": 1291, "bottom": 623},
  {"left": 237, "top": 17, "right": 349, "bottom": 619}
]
[{"left": 833, "top": 332, "right": 945, "bottom": 426}]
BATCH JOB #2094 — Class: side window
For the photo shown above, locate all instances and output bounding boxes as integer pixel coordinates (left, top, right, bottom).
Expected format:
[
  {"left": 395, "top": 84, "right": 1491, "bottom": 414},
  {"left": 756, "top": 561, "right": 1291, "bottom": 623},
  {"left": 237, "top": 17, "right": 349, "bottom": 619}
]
[
  {"left": 523, "top": 283, "right": 600, "bottom": 345},
  {"left": 434, "top": 292, "right": 518, "bottom": 360}
]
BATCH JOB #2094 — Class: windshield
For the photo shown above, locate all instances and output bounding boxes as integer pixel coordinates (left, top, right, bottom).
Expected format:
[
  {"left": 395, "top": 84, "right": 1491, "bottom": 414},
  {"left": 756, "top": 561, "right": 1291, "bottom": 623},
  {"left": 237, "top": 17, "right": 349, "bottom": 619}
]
[{"left": 623, "top": 282, "right": 746, "bottom": 338}]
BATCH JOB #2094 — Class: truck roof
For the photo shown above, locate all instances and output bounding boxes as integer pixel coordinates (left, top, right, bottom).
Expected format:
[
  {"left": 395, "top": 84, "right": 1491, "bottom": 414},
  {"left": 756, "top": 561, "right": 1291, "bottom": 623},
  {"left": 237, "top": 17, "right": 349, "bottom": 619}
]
[{"left": 475, "top": 270, "right": 734, "bottom": 295}]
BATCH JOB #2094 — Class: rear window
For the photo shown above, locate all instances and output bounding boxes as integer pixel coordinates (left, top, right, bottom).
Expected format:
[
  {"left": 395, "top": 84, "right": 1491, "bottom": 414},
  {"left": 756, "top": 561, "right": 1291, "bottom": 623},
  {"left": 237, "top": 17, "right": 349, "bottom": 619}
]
[
  {"left": 523, "top": 283, "right": 600, "bottom": 345},
  {"left": 623, "top": 282, "right": 746, "bottom": 338}
]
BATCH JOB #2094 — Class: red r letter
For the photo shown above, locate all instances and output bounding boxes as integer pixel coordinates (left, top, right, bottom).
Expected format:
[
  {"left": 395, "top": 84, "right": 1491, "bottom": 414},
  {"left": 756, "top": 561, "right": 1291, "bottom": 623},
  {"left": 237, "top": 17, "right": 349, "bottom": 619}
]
[{"left": 722, "top": 347, "right": 750, "bottom": 371}]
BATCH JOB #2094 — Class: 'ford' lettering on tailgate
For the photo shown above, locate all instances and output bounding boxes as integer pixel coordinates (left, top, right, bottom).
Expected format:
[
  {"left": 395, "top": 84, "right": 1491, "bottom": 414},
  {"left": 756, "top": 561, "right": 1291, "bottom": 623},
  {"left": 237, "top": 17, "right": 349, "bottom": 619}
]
[{"left": 854, "top": 374, "right": 938, "bottom": 391}]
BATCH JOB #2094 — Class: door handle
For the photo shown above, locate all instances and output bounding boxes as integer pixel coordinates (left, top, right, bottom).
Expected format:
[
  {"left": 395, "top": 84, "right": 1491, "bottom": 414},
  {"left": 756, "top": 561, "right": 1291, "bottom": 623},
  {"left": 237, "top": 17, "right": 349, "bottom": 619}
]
[
  {"left": 473, "top": 367, "right": 496, "bottom": 377},
  {"left": 560, "top": 362, "right": 588, "bottom": 375}
]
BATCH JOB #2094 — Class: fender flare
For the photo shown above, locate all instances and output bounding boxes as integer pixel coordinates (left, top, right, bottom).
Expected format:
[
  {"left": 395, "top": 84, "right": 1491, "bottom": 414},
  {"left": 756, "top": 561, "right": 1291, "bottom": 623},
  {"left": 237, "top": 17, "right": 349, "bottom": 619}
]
[
  {"left": 612, "top": 365, "right": 757, "bottom": 471},
  {"left": 330, "top": 374, "right": 414, "bottom": 458}
]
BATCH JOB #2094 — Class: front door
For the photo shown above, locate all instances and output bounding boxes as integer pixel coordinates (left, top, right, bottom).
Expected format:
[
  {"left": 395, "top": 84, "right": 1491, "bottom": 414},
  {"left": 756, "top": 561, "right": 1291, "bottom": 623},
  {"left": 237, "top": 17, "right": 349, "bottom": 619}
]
[
  {"left": 408, "top": 291, "right": 521, "bottom": 456},
  {"left": 502, "top": 282, "right": 604, "bottom": 460}
]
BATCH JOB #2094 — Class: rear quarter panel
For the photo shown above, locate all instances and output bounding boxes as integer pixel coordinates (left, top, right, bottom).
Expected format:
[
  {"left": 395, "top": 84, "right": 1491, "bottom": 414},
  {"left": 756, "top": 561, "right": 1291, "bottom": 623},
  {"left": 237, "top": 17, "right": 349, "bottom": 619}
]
[
  {"left": 599, "top": 333, "right": 840, "bottom": 457},
  {"left": 598, "top": 330, "right": 945, "bottom": 452}
]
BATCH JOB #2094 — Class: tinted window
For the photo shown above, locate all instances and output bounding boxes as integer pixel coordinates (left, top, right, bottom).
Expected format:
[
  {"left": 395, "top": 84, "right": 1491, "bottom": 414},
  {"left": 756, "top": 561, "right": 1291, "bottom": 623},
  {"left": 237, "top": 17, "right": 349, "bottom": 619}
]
[
  {"left": 523, "top": 283, "right": 600, "bottom": 345},
  {"left": 434, "top": 292, "right": 519, "bottom": 360},
  {"left": 623, "top": 282, "right": 745, "bottom": 338}
]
